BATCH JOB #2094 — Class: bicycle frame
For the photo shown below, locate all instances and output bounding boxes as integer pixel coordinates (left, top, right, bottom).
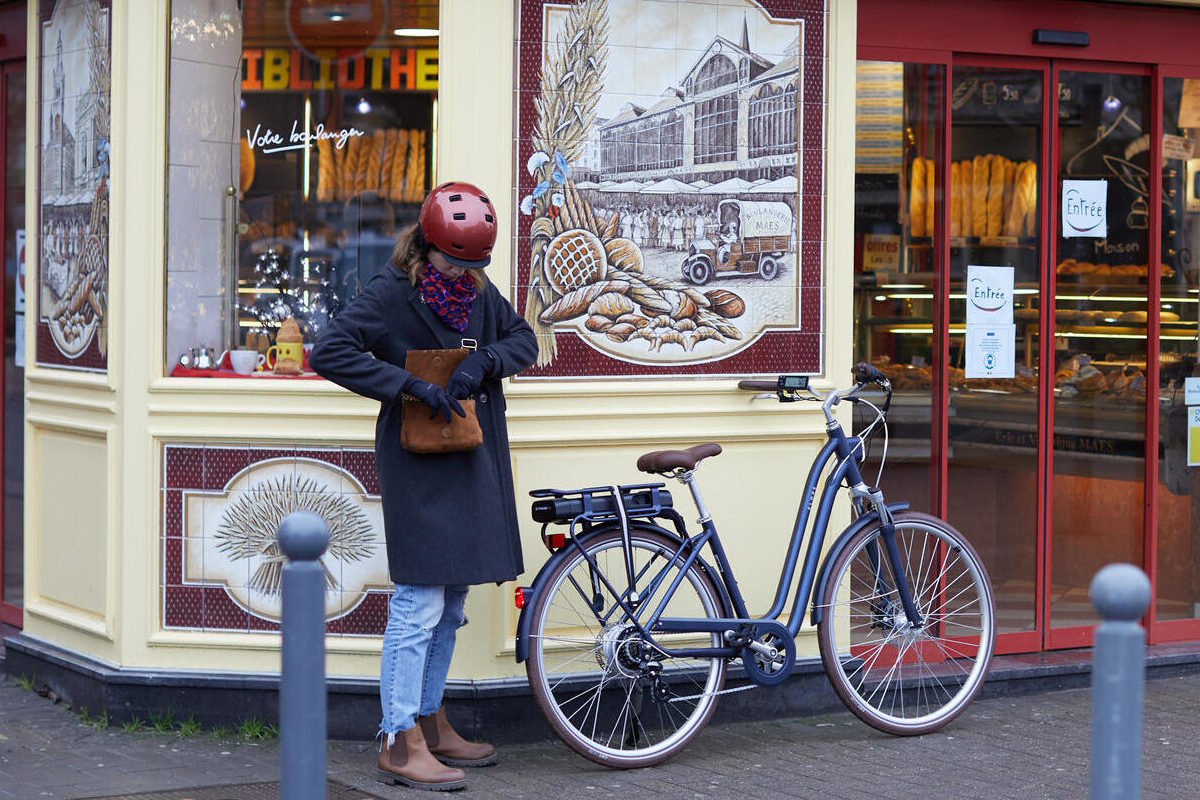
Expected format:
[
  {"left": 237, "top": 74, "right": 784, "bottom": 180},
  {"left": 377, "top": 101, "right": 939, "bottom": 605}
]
[{"left": 574, "top": 413, "right": 922, "bottom": 663}]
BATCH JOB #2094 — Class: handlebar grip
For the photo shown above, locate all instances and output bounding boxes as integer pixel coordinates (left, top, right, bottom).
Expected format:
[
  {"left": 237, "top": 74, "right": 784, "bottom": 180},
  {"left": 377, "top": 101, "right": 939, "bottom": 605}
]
[
  {"left": 853, "top": 362, "right": 889, "bottom": 386},
  {"left": 738, "top": 380, "right": 778, "bottom": 391}
]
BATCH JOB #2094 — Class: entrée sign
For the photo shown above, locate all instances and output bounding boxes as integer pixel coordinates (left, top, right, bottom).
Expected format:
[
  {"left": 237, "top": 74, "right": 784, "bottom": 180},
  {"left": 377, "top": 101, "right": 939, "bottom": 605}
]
[{"left": 241, "top": 47, "right": 438, "bottom": 92}]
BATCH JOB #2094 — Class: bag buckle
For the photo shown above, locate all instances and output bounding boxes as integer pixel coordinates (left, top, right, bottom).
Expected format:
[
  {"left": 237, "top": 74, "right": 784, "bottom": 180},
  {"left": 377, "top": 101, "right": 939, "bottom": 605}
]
[{"left": 461, "top": 338, "right": 478, "bottom": 352}]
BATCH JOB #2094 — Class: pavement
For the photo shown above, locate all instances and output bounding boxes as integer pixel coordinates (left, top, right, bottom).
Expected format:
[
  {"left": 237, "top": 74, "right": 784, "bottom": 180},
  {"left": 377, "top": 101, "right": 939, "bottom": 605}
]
[{"left": 2, "top": 670, "right": 1199, "bottom": 800}]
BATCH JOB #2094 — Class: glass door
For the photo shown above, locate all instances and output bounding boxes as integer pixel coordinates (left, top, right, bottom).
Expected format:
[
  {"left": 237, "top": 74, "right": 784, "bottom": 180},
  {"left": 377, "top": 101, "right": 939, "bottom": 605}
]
[
  {"left": 1, "top": 61, "right": 24, "bottom": 627},
  {"left": 1047, "top": 66, "right": 1152, "bottom": 647},
  {"left": 946, "top": 62, "right": 1048, "bottom": 653}
]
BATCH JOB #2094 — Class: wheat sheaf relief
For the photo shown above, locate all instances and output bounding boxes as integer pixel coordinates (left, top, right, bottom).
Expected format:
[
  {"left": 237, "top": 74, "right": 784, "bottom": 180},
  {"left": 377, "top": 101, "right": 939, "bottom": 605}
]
[{"left": 214, "top": 474, "right": 376, "bottom": 597}]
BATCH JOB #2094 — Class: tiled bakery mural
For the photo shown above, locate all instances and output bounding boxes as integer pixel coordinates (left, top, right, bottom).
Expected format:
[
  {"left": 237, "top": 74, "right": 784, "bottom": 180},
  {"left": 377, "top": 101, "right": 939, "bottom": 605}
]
[
  {"left": 514, "top": 0, "right": 826, "bottom": 377},
  {"left": 163, "top": 446, "right": 390, "bottom": 634},
  {"left": 37, "top": 0, "right": 110, "bottom": 371}
]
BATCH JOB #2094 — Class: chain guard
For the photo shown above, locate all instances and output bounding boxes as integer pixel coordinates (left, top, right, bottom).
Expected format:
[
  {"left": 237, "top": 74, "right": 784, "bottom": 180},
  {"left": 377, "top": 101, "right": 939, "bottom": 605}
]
[{"left": 739, "top": 623, "right": 796, "bottom": 687}]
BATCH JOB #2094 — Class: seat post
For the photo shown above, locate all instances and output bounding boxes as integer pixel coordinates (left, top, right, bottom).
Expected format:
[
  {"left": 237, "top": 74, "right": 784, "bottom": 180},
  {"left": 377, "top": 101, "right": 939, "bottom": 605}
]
[{"left": 677, "top": 470, "right": 712, "bottom": 524}]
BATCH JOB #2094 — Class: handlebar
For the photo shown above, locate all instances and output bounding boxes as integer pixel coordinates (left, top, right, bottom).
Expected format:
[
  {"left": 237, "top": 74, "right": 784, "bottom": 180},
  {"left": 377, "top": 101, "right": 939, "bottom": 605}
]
[
  {"left": 737, "top": 365, "right": 893, "bottom": 416},
  {"left": 736, "top": 380, "right": 778, "bottom": 392}
]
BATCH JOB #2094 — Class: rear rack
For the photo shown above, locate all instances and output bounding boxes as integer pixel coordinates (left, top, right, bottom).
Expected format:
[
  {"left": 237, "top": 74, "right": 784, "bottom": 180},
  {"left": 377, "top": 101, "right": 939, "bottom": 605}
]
[{"left": 529, "top": 482, "right": 684, "bottom": 605}]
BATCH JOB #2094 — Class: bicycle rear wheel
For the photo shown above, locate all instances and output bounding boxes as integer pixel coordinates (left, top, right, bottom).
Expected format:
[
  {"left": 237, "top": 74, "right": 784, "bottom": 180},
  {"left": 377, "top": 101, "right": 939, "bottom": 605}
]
[
  {"left": 817, "top": 511, "right": 995, "bottom": 735},
  {"left": 526, "top": 526, "right": 727, "bottom": 768}
]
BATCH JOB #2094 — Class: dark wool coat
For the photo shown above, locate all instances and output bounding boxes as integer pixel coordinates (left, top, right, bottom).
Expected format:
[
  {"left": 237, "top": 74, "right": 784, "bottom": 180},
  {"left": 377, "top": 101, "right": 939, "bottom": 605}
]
[{"left": 309, "top": 268, "right": 538, "bottom": 586}]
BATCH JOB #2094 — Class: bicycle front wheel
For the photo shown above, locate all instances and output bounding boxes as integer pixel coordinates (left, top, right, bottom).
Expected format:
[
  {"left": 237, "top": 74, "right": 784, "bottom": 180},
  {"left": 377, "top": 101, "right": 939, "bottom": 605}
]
[
  {"left": 526, "top": 526, "right": 727, "bottom": 768},
  {"left": 817, "top": 511, "right": 995, "bottom": 735}
]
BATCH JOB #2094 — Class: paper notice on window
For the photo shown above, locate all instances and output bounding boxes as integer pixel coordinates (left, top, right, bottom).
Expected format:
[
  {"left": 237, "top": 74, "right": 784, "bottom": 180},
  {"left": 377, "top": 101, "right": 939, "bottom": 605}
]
[
  {"left": 966, "top": 265, "right": 1014, "bottom": 326},
  {"left": 862, "top": 233, "right": 901, "bottom": 272},
  {"left": 1180, "top": 78, "right": 1200, "bottom": 129},
  {"left": 965, "top": 325, "right": 1015, "bottom": 379},
  {"left": 1163, "top": 134, "right": 1196, "bottom": 162},
  {"left": 1189, "top": 407, "right": 1200, "bottom": 467},
  {"left": 1062, "top": 179, "right": 1107, "bottom": 238}
]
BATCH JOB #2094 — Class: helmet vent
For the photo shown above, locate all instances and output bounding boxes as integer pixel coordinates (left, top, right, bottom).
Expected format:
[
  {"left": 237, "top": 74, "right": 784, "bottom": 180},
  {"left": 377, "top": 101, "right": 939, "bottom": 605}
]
[
  {"left": 479, "top": 196, "right": 490, "bottom": 204},
  {"left": 452, "top": 243, "right": 464, "bottom": 250},
  {"left": 452, "top": 212, "right": 467, "bottom": 221},
  {"left": 448, "top": 194, "right": 463, "bottom": 202},
  {"left": 484, "top": 214, "right": 494, "bottom": 223}
]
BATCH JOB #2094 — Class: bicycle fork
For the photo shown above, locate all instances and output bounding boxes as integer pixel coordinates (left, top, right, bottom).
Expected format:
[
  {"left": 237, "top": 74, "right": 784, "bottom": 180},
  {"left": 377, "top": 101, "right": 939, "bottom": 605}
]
[{"left": 854, "top": 487, "right": 924, "bottom": 630}]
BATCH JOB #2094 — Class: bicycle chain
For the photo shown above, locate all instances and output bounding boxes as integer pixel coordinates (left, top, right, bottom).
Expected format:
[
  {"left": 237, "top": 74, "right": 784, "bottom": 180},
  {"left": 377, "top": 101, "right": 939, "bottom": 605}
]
[{"left": 667, "top": 682, "right": 760, "bottom": 703}]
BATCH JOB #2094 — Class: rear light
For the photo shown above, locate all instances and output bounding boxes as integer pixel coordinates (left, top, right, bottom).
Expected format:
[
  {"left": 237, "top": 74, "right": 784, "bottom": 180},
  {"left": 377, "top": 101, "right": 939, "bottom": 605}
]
[
  {"left": 547, "top": 532, "right": 566, "bottom": 551},
  {"left": 514, "top": 586, "right": 527, "bottom": 610}
]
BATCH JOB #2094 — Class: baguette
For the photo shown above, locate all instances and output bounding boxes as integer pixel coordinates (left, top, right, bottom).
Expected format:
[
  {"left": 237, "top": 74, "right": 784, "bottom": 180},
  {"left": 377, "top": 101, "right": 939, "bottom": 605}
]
[
  {"left": 987, "top": 155, "right": 1006, "bottom": 237},
  {"left": 1004, "top": 160, "right": 1031, "bottom": 236},
  {"left": 345, "top": 134, "right": 363, "bottom": 196},
  {"left": 961, "top": 160, "right": 974, "bottom": 237},
  {"left": 316, "top": 138, "right": 333, "bottom": 203},
  {"left": 391, "top": 129, "right": 410, "bottom": 202},
  {"left": 924, "top": 157, "right": 935, "bottom": 237},
  {"left": 910, "top": 157, "right": 927, "bottom": 238},
  {"left": 1022, "top": 161, "right": 1038, "bottom": 236},
  {"left": 1001, "top": 159, "right": 1016, "bottom": 230},
  {"left": 950, "top": 162, "right": 962, "bottom": 237},
  {"left": 366, "top": 129, "right": 385, "bottom": 194},
  {"left": 333, "top": 138, "right": 347, "bottom": 201},
  {"left": 972, "top": 155, "right": 989, "bottom": 237}
]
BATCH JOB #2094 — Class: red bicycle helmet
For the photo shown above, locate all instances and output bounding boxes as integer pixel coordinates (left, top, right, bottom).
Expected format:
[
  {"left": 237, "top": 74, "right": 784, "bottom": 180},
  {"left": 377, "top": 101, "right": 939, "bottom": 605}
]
[{"left": 419, "top": 181, "right": 498, "bottom": 268}]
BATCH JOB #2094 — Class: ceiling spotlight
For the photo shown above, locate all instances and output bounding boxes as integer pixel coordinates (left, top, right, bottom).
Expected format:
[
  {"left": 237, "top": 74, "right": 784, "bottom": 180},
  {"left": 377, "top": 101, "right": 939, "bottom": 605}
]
[
  {"left": 356, "top": 97, "right": 371, "bottom": 114},
  {"left": 393, "top": 28, "right": 439, "bottom": 37},
  {"left": 328, "top": 11, "right": 346, "bottom": 22},
  {"left": 1103, "top": 94, "right": 1122, "bottom": 113}
]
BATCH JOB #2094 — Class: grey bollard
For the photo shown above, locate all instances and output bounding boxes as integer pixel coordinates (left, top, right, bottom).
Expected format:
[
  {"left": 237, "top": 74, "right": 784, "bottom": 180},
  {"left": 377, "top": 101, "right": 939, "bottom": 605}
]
[
  {"left": 1089, "top": 563, "right": 1151, "bottom": 800},
  {"left": 278, "top": 511, "right": 331, "bottom": 800}
]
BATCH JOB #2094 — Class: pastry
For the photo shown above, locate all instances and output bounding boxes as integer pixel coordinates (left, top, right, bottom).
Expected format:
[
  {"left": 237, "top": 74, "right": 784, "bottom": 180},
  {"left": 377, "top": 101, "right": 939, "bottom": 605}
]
[
  {"left": 1117, "top": 310, "right": 1149, "bottom": 323},
  {"left": 603, "top": 238, "right": 643, "bottom": 273},
  {"left": 1075, "top": 365, "right": 1106, "bottom": 393},
  {"left": 972, "top": 155, "right": 989, "bottom": 237},
  {"left": 960, "top": 160, "right": 973, "bottom": 237},
  {"left": 950, "top": 162, "right": 962, "bottom": 238},
  {"left": 910, "top": 157, "right": 927, "bottom": 238},
  {"left": 540, "top": 279, "right": 628, "bottom": 323},
  {"left": 585, "top": 314, "right": 614, "bottom": 332},
  {"left": 587, "top": 292, "right": 635, "bottom": 319},
  {"left": 987, "top": 156, "right": 1006, "bottom": 237},
  {"left": 1162, "top": 311, "right": 1181, "bottom": 322},
  {"left": 924, "top": 157, "right": 935, "bottom": 237},
  {"left": 542, "top": 229, "right": 609, "bottom": 295},
  {"left": 704, "top": 288, "right": 745, "bottom": 318}
]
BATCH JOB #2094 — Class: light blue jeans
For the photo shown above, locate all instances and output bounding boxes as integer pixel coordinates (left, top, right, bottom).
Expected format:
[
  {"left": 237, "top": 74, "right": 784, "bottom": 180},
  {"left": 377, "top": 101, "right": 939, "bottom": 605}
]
[{"left": 380, "top": 583, "right": 469, "bottom": 739}]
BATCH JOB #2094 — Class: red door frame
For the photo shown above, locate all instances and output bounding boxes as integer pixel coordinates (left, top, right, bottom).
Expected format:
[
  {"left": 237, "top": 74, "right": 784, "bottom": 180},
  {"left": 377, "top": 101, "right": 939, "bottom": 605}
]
[
  {"left": 0, "top": 1, "right": 26, "bottom": 628},
  {"left": 859, "top": 0, "right": 1200, "bottom": 651}
]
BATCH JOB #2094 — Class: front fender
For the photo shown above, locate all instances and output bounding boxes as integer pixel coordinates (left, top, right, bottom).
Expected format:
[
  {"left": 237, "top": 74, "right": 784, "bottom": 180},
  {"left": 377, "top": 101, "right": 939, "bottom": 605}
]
[{"left": 809, "top": 502, "right": 909, "bottom": 626}]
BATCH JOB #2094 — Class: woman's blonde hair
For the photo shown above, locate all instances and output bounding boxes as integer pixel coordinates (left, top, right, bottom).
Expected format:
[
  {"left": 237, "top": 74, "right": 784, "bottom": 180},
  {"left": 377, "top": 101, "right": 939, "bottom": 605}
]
[{"left": 391, "top": 223, "right": 488, "bottom": 288}]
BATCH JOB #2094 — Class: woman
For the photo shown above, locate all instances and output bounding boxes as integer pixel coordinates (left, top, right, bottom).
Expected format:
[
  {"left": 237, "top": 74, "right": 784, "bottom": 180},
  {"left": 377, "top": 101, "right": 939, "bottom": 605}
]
[{"left": 310, "top": 181, "right": 537, "bottom": 792}]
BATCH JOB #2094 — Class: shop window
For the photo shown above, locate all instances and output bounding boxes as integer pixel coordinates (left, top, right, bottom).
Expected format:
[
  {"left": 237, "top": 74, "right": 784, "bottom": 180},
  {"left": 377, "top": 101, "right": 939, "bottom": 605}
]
[
  {"left": 165, "top": 0, "right": 438, "bottom": 376},
  {"left": 693, "top": 54, "right": 736, "bottom": 96}
]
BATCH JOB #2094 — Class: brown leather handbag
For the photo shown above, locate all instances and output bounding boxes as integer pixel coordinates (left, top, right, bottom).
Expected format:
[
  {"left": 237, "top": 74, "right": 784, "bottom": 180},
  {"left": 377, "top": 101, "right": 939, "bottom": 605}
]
[{"left": 400, "top": 347, "right": 484, "bottom": 454}]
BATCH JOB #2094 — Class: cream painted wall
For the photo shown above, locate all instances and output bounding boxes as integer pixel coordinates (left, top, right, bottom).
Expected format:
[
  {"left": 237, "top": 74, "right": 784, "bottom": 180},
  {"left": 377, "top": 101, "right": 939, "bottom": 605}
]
[{"left": 21, "top": 0, "right": 858, "bottom": 683}]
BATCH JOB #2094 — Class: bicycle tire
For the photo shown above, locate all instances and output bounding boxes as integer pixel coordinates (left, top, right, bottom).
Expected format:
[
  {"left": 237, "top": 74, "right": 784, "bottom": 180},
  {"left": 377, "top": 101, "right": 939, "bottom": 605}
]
[
  {"left": 817, "top": 510, "right": 996, "bottom": 735},
  {"left": 526, "top": 526, "right": 727, "bottom": 768}
]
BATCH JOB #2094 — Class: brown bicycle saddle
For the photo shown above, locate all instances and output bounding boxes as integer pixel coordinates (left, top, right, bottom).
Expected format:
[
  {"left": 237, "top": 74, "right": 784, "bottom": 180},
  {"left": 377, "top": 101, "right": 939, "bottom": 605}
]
[{"left": 636, "top": 443, "right": 723, "bottom": 473}]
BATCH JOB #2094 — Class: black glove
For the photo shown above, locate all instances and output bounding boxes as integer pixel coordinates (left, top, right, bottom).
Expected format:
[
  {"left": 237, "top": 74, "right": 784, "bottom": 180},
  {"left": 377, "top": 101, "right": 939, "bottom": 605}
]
[
  {"left": 402, "top": 376, "right": 466, "bottom": 423},
  {"left": 446, "top": 349, "right": 497, "bottom": 400}
]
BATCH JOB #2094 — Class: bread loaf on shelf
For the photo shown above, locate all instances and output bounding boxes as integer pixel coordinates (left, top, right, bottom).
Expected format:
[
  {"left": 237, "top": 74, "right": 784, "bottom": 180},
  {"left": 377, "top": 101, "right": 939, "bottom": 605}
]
[
  {"left": 986, "top": 155, "right": 1006, "bottom": 237},
  {"left": 972, "top": 155, "right": 989, "bottom": 237},
  {"left": 909, "top": 157, "right": 927, "bottom": 238},
  {"left": 1001, "top": 159, "right": 1016, "bottom": 228},
  {"left": 950, "top": 162, "right": 962, "bottom": 238},
  {"left": 1021, "top": 161, "right": 1038, "bottom": 236},
  {"left": 924, "top": 156, "right": 935, "bottom": 237},
  {"left": 960, "top": 159, "right": 974, "bottom": 238},
  {"left": 316, "top": 138, "right": 334, "bottom": 203}
]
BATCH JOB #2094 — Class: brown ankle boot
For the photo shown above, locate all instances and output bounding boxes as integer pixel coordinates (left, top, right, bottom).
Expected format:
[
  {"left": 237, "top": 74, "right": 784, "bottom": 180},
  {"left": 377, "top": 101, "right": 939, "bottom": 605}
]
[
  {"left": 377, "top": 725, "right": 467, "bottom": 791},
  {"left": 418, "top": 707, "right": 497, "bottom": 767}
]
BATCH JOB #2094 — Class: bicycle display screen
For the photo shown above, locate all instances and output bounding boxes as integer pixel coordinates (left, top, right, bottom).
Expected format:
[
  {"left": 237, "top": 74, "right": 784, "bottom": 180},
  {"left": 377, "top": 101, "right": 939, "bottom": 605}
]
[{"left": 778, "top": 375, "right": 809, "bottom": 391}]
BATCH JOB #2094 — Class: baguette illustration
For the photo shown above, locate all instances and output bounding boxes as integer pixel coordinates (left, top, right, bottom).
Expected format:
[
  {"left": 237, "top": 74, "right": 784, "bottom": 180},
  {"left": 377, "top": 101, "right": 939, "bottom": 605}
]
[{"left": 910, "top": 157, "right": 927, "bottom": 238}]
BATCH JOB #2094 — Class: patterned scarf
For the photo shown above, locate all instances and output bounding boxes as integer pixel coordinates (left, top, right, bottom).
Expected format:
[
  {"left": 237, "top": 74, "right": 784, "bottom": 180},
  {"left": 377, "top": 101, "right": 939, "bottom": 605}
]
[{"left": 419, "top": 266, "right": 476, "bottom": 333}]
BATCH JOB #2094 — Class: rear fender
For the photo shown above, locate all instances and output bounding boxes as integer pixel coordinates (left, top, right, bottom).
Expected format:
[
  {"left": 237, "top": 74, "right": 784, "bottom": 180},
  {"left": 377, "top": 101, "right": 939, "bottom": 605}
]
[
  {"left": 514, "top": 522, "right": 729, "bottom": 663},
  {"left": 809, "top": 502, "right": 910, "bottom": 626}
]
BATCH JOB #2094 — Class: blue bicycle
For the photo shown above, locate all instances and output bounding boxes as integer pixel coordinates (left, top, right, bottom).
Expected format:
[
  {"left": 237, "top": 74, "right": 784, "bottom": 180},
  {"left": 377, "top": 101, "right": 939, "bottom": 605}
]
[{"left": 515, "top": 365, "right": 996, "bottom": 768}]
